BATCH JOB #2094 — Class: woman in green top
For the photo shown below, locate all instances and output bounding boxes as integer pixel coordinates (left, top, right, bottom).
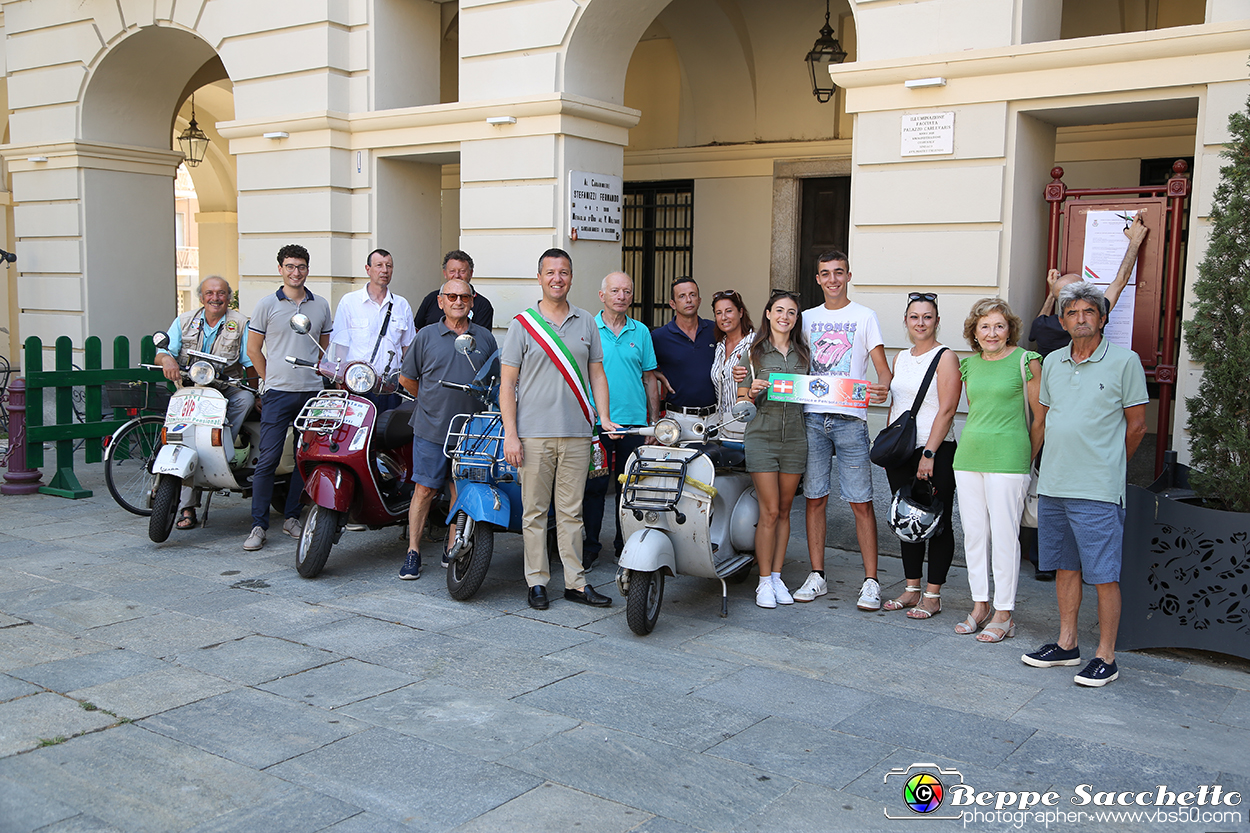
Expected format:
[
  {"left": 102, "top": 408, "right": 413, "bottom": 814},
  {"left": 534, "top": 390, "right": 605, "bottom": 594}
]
[
  {"left": 952, "top": 298, "right": 1043, "bottom": 643},
  {"left": 737, "top": 291, "right": 809, "bottom": 610}
]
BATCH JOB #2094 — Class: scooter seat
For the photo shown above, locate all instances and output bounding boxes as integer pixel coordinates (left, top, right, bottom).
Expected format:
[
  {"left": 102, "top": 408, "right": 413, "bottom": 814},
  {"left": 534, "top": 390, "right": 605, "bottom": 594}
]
[
  {"left": 375, "top": 401, "right": 416, "bottom": 450},
  {"left": 701, "top": 443, "right": 746, "bottom": 469}
]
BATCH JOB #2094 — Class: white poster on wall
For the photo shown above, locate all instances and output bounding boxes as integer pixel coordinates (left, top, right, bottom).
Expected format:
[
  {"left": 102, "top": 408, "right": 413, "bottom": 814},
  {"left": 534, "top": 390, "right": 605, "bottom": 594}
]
[
  {"left": 1080, "top": 208, "right": 1141, "bottom": 351},
  {"left": 569, "top": 171, "right": 623, "bottom": 242},
  {"left": 900, "top": 112, "right": 955, "bottom": 156}
]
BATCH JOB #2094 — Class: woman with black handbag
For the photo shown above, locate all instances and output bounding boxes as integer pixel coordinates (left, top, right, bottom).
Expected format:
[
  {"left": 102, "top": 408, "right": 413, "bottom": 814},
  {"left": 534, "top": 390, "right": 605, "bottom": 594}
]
[{"left": 879, "top": 293, "right": 960, "bottom": 619}]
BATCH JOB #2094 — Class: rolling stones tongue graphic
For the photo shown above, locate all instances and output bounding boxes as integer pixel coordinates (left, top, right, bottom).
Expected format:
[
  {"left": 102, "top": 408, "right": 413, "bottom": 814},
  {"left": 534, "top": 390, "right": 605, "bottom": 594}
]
[{"left": 811, "top": 330, "right": 852, "bottom": 374}]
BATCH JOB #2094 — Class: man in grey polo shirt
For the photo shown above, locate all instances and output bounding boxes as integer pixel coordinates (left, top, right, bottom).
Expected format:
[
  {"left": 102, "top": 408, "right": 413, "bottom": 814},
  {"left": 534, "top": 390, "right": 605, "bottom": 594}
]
[
  {"left": 243, "top": 244, "right": 332, "bottom": 551},
  {"left": 1022, "top": 281, "right": 1147, "bottom": 687},
  {"left": 500, "top": 248, "right": 620, "bottom": 611},
  {"left": 397, "top": 278, "right": 496, "bottom": 580}
]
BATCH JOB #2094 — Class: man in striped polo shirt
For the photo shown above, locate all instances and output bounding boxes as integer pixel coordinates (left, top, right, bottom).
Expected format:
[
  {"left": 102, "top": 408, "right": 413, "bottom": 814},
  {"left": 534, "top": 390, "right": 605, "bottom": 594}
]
[{"left": 500, "top": 249, "right": 621, "bottom": 611}]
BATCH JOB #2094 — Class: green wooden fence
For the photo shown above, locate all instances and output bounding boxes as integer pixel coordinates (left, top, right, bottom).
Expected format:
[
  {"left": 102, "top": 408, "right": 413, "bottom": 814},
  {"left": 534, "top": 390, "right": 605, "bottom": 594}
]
[{"left": 23, "top": 335, "right": 167, "bottom": 498}]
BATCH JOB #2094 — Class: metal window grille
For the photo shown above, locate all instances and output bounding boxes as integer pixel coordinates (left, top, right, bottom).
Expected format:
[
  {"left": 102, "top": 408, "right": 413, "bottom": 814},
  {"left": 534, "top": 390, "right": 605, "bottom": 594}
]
[{"left": 622, "top": 181, "right": 694, "bottom": 328}]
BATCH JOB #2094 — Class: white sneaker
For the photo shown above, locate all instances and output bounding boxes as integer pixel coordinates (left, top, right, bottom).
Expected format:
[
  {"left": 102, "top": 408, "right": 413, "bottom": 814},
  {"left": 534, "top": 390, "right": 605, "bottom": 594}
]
[
  {"left": 755, "top": 580, "right": 777, "bottom": 609},
  {"left": 243, "top": 526, "right": 266, "bottom": 551},
  {"left": 792, "top": 572, "right": 828, "bottom": 602},
  {"left": 772, "top": 575, "right": 794, "bottom": 605},
  {"left": 857, "top": 577, "right": 882, "bottom": 611}
]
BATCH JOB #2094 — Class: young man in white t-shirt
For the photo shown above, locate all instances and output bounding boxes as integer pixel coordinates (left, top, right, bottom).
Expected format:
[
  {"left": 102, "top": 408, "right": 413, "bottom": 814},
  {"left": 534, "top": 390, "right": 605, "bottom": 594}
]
[{"left": 792, "top": 251, "right": 893, "bottom": 609}]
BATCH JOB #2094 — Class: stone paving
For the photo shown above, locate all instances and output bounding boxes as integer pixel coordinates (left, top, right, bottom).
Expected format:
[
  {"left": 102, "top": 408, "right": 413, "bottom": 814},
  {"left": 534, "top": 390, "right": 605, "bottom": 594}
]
[{"left": 2, "top": 462, "right": 1249, "bottom": 833}]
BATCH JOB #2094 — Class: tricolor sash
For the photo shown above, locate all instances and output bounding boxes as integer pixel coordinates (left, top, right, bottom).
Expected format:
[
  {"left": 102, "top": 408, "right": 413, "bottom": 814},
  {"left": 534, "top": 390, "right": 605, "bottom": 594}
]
[{"left": 515, "top": 307, "right": 594, "bottom": 424}]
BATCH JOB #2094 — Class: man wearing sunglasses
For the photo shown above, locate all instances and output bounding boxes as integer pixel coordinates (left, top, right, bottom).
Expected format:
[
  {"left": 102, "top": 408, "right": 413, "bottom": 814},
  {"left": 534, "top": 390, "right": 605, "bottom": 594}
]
[
  {"left": 413, "top": 250, "right": 495, "bottom": 331},
  {"left": 397, "top": 279, "right": 497, "bottom": 580}
]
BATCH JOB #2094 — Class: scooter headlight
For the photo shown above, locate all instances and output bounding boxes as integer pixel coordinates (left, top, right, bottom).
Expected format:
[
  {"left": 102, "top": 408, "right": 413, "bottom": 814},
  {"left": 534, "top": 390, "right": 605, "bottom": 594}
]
[
  {"left": 188, "top": 361, "right": 216, "bottom": 386},
  {"left": 652, "top": 417, "right": 681, "bottom": 446},
  {"left": 343, "top": 362, "right": 378, "bottom": 394}
]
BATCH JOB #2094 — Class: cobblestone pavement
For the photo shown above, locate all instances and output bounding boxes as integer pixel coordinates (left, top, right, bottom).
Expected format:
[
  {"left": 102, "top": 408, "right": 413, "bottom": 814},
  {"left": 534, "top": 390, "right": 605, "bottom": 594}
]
[{"left": 1, "top": 462, "right": 1248, "bottom": 832}]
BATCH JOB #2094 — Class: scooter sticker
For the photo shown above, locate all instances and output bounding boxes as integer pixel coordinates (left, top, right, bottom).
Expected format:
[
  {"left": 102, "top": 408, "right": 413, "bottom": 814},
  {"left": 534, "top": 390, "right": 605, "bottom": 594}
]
[{"left": 165, "top": 391, "right": 227, "bottom": 427}]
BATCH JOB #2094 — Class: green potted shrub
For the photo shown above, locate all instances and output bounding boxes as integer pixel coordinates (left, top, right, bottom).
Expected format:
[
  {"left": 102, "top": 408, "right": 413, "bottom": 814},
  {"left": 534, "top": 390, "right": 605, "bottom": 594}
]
[{"left": 1117, "top": 95, "right": 1250, "bottom": 660}]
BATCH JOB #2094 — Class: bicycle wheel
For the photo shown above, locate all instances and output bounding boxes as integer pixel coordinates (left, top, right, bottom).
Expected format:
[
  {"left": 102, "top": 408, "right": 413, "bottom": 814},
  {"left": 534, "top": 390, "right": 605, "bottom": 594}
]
[{"left": 104, "top": 415, "right": 165, "bottom": 516}]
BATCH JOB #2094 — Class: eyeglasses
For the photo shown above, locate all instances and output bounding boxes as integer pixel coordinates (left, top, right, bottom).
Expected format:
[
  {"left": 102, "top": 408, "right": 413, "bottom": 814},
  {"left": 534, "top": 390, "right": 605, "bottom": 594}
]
[
  {"left": 282, "top": 264, "right": 310, "bottom": 273},
  {"left": 908, "top": 292, "right": 937, "bottom": 302},
  {"left": 442, "top": 292, "right": 473, "bottom": 302},
  {"left": 712, "top": 289, "right": 741, "bottom": 302},
  {"left": 769, "top": 289, "right": 799, "bottom": 301}
]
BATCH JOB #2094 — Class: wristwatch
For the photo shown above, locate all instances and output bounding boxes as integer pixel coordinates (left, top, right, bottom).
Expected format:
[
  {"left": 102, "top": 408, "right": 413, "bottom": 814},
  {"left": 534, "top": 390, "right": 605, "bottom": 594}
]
[{"left": 922, "top": 449, "right": 935, "bottom": 459}]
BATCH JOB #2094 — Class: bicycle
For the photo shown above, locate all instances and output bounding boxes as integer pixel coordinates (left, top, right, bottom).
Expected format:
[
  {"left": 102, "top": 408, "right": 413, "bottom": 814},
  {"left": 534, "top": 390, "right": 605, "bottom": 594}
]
[{"left": 102, "top": 380, "right": 170, "bottom": 516}]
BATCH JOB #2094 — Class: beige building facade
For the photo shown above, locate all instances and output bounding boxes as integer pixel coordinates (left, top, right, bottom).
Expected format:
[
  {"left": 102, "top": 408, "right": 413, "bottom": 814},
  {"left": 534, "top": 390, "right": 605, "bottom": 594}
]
[{"left": 0, "top": 0, "right": 1246, "bottom": 462}]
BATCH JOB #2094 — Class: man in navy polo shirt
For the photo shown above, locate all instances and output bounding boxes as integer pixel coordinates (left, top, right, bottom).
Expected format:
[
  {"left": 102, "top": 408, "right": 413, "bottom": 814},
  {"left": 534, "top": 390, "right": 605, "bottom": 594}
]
[
  {"left": 651, "top": 276, "right": 717, "bottom": 417},
  {"left": 583, "top": 272, "right": 659, "bottom": 568}
]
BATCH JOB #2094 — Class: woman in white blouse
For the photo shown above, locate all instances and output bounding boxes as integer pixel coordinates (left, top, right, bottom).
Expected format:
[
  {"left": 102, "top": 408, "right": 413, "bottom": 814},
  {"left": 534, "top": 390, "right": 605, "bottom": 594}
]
[{"left": 709, "top": 289, "right": 755, "bottom": 446}]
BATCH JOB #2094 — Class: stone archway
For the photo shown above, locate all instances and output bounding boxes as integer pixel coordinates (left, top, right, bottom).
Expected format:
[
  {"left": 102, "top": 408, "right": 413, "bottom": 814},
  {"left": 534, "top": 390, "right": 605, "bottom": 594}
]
[{"left": 73, "top": 26, "right": 231, "bottom": 342}]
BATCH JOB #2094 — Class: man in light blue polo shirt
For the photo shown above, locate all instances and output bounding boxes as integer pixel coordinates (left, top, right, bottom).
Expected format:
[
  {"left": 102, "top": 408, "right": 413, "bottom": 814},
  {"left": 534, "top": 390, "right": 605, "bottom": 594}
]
[
  {"left": 1022, "top": 281, "right": 1148, "bottom": 688},
  {"left": 583, "top": 272, "right": 659, "bottom": 568}
]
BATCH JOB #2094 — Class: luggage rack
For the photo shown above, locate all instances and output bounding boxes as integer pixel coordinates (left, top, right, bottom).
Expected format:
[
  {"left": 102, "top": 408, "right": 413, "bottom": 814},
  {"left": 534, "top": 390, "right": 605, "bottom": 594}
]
[
  {"left": 295, "top": 390, "right": 351, "bottom": 434},
  {"left": 621, "top": 455, "right": 689, "bottom": 514},
  {"left": 444, "top": 411, "right": 516, "bottom": 482}
]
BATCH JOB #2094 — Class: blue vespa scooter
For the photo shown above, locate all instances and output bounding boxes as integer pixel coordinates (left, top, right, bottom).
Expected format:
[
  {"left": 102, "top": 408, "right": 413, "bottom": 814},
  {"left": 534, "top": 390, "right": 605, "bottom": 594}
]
[{"left": 438, "top": 334, "right": 523, "bottom": 600}]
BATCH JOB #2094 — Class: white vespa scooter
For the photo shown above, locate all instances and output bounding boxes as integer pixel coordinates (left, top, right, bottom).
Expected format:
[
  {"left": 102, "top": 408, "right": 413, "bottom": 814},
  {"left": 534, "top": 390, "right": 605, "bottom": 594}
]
[
  {"left": 615, "top": 401, "right": 760, "bottom": 635},
  {"left": 146, "top": 332, "right": 294, "bottom": 543}
]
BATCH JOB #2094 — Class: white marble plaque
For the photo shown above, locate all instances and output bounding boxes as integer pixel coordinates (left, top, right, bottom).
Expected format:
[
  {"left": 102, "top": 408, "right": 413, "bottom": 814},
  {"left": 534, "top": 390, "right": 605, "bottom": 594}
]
[
  {"left": 569, "top": 171, "right": 623, "bottom": 242},
  {"left": 901, "top": 112, "right": 955, "bottom": 157}
]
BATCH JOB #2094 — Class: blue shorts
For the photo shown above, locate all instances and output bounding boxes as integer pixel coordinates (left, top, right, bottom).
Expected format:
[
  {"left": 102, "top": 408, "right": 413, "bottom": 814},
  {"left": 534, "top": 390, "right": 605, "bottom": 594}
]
[
  {"left": 803, "top": 413, "right": 872, "bottom": 503},
  {"left": 411, "top": 435, "right": 451, "bottom": 490},
  {"left": 1037, "top": 495, "right": 1124, "bottom": 584}
]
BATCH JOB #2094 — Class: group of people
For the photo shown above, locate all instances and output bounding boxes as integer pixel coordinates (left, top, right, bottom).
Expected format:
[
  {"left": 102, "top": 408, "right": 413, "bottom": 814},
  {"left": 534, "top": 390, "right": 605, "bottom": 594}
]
[
  {"left": 705, "top": 229, "right": 1146, "bottom": 689},
  {"left": 155, "top": 245, "right": 494, "bottom": 566},
  {"left": 160, "top": 220, "right": 1149, "bottom": 687}
]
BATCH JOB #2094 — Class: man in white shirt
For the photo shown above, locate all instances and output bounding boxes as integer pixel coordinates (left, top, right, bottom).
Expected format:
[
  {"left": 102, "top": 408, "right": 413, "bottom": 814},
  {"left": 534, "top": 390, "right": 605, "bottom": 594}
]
[
  {"left": 329, "top": 248, "right": 415, "bottom": 410},
  {"left": 791, "top": 251, "right": 892, "bottom": 610}
]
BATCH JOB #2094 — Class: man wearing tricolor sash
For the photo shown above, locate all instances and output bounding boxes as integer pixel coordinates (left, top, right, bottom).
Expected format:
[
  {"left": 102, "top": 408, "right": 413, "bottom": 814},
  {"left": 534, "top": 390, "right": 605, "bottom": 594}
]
[{"left": 500, "top": 249, "right": 622, "bottom": 611}]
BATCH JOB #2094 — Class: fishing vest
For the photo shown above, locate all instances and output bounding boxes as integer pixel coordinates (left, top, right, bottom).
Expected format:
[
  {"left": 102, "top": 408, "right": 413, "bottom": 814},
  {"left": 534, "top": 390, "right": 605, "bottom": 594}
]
[{"left": 177, "top": 307, "right": 247, "bottom": 388}]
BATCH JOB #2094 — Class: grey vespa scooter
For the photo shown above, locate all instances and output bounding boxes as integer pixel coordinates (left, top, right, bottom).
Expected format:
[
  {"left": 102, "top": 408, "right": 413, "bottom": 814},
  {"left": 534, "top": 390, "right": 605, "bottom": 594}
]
[{"left": 615, "top": 401, "right": 759, "bottom": 634}]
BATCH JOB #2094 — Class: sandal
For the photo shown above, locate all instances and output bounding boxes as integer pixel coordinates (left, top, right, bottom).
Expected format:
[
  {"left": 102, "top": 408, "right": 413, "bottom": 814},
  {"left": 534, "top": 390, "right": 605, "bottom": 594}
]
[
  {"left": 176, "top": 508, "right": 199, "bottom": 530},
  {"left": 955, "top": 609, "right": 991, "bottom": 635},
  {"left": 976, "top": 617, "right": 1016, "bottom": 643},
  {"left": 882, "top": 585, "right": 922, "bottom": 611},
  {"left": 906, "top": 591, "right": 942, "bottom": 619}
]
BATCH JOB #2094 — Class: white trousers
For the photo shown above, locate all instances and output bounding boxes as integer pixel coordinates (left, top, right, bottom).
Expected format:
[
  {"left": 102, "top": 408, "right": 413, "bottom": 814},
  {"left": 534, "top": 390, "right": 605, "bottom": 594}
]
[{"left": 954, "top": 470, "right": 1031, "bottom": 611}]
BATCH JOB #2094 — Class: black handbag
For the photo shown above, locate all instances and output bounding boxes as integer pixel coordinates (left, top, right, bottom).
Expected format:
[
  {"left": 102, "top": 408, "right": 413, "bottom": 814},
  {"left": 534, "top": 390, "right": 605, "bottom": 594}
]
[{"left": 870, "top": 348, "right": 947, "bottom": 469}]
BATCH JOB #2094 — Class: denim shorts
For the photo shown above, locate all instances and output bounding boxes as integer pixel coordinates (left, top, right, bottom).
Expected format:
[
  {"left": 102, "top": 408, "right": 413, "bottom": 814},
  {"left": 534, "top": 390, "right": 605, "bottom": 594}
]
[
  {"left": 411, "top": 435, "right": 452, "bottom": 490},
  {"left": 1037, "top": 495, "right": 1124, "bottom": 584},
  {"left": 803, "top": 412, "right": 872, "bottom": 503}
]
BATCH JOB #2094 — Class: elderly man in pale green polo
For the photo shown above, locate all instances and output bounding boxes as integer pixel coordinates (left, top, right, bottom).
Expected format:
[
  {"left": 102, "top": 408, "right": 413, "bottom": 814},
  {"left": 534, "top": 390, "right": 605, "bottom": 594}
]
[{"left": 1022, "top": 281, "right": 1148, "bottom": 688}]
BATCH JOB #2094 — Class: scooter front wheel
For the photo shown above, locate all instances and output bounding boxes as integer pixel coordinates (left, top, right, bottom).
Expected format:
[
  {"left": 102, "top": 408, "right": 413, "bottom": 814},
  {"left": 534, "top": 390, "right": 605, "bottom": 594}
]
[
  {"left": 625, "top": 569, "right": 664, "bottom": 635},
  {"left": 148, "top": 474, "right": 180, "bottom": 543},
  {"left": 296, "top": 505, "right": 340, "bottom": 578},
  {"left": 447, "top": 514, "right": 493, "bottom": 601}
]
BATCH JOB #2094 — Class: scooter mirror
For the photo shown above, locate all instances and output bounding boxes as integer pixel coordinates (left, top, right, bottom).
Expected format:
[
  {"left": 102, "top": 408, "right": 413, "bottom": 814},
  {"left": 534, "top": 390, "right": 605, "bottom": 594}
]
[
  {"left": 454, "top": 333, "right": 476, "bottom": 356},
  {"left": 151, "top": 331, "right": 171, "bottom": 350},
  {"left": 289, "top": 314, "right": 312, "bottom": 335},
  {"left": 730, "top": 401, "right": 757, "bottom": 424}
]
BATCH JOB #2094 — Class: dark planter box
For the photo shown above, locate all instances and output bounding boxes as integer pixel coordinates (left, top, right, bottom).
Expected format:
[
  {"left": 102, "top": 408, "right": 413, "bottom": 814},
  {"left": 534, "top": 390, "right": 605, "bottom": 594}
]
[{"left": 1119, "top": 479, "right": 1250, "bottom": 660}]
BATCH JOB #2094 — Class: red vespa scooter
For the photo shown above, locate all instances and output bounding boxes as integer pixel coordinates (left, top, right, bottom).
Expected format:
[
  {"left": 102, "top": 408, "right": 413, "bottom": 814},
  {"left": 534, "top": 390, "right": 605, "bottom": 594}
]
[{"left": 283, "top": 314, "right": 415, "bottom": 578}]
